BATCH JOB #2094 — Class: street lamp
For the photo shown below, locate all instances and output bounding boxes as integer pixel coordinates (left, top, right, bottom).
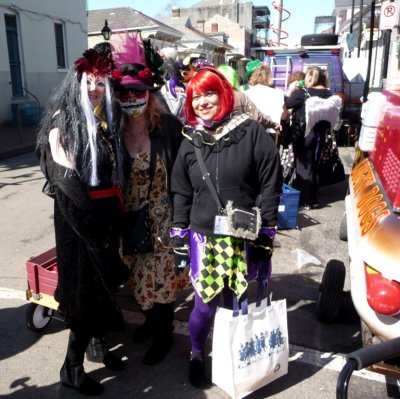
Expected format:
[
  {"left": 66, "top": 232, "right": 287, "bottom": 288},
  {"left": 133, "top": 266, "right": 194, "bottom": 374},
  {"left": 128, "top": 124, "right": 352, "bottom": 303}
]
[{"left": 101, "top": 19, "right": 111, "bottom": 41}]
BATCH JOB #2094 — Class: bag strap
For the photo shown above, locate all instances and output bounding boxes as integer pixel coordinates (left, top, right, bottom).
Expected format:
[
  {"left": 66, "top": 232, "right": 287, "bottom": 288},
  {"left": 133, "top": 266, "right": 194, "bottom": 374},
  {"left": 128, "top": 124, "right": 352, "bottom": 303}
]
[
  {"left": 232, "top": 274, "right": 271, "bottom": 317},
  {"left": 193, "top": 136, "right": 225, "bottom": 213},
  {"left": 233, "top": 293, "right": 248, "bottom": 317},
  {"left": 147, "top": 138, "right": 158, "bottom": 199},
  {"left": 256, "top": 260, "right": 271, "bottom": 307}
]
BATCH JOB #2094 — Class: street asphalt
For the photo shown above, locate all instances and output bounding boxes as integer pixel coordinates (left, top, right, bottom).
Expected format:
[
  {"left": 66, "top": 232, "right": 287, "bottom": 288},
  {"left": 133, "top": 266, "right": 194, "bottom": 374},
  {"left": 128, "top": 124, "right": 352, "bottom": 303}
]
[{"left": 1, "top": 143, "right": 399, "bottom": 398}]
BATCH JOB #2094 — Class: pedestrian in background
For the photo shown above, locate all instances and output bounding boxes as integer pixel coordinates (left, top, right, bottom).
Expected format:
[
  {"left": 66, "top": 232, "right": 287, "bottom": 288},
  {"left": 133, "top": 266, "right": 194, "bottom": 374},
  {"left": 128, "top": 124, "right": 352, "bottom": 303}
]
[
  {"left": 240, "top": 58, "right": 262, "bottom": 91},
  {"left": 280, "top": 71, "right": 306, "bottom": 148},
  {"left": 171, "top": 67, "right": 282, "bottom": 389},
  {"left": 217, "top": 64, "right": 278, "bottom": 130},
  {"left": 158, "top": 47, "right": 186, "bottom": 122},
  {"left": 285, "top": 66, "right": 336, "bottom": 209},
  {"left": 37, "top": 48, "right": 129, "bottom": 396},
  {"left": 245, "top": 63, "right": 285, "bottom": 141}
]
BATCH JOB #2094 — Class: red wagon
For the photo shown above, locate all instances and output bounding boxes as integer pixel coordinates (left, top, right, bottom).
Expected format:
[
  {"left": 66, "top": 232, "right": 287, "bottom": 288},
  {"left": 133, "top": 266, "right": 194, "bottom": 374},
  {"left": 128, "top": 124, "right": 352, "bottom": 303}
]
[{"left": 25, "top": 247, "right": 62, "bottom": 331}]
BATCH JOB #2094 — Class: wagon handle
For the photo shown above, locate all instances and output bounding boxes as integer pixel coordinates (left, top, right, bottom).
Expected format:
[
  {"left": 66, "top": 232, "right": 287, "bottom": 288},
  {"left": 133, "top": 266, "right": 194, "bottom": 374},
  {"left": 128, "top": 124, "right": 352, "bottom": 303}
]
[{"left": 336, "top": 336, "right": 400, "bottom": 398}]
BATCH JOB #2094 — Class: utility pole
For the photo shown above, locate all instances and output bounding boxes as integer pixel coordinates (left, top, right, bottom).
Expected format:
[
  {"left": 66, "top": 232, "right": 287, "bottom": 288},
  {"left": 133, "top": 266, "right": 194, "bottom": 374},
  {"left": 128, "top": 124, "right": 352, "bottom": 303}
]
[
  {"left": 363, "top": 0, "right": 376, "bottom": 101},
  {"left": 357, "top": 0, "right": 364, "bottom": 57},
  {"left": 272, "top": 0, "right": 283, "bottom": 46},
  {"left": 349, "top": 0, "right": 355, "bottom": 57}
]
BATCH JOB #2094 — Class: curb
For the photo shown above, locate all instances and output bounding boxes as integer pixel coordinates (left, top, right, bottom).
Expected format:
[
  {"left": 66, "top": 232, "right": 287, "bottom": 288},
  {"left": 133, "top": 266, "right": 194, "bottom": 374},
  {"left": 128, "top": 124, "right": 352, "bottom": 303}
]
[{"left": 0, "top": 144, "right": 36, "bottom": 161}]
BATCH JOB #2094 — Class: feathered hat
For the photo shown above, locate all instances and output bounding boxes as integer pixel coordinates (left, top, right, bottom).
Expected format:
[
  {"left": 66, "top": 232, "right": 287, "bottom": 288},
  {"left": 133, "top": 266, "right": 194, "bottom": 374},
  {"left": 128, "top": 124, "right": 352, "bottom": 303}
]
[
  {"left": 74, "top": 48, "right": 121, "bottom": 81},
  {"left": 113, "top": 31, "right": 160, "bottom": 91}
]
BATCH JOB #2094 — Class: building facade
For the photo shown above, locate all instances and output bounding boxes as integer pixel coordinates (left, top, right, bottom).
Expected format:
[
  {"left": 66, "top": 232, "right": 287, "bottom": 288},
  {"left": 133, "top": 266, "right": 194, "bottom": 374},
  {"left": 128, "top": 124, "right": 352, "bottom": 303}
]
[
  {"left": 176, "top": 0, "right": 270, "bottom": 56},
  {"left": 87, "top": 8, "right": 183, "bottom": 53},
  {"left": 333, "top": 0, "right": 389, "bottom": 90},
  {"left": 0, "top": 0, "right": 87, "bottom": 125}
]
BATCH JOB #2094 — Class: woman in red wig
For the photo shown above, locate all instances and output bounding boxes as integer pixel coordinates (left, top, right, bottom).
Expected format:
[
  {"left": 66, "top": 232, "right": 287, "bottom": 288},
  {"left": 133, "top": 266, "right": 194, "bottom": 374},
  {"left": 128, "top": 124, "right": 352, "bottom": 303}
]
[{"left": 170, "top": 67, "right": 283, "bottom": 388}]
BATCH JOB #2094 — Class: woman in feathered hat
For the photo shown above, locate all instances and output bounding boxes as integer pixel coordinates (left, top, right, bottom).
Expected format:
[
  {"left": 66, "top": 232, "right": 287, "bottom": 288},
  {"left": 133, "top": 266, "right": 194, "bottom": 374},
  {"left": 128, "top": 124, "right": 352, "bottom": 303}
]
[
  {"left": 158, "top": 47, "right": 186, "bottom": 122},
  {"left": 37, "top": 47, "right": 130, "bottom": 395},
  {"left": 113, "top": 32, "right": 188, "bottom": 366}
]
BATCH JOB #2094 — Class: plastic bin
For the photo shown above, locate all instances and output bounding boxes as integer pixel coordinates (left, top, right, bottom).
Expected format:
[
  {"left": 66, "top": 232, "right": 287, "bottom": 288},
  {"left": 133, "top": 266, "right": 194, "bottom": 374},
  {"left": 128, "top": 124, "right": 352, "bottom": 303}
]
[
  {"left": 11, "top": 101, "right": 41, "bottom": 125},
  {"left": 277, "top": 184, "right": 300, "bottom": 229}
]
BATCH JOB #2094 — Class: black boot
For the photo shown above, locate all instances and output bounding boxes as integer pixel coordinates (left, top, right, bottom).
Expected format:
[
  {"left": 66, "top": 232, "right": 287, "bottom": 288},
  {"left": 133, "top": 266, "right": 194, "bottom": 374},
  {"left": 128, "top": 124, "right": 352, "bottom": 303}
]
[
  {"left": 61, "top": 330, "right": 103, "bottom": 396},
  {"left": 132, "top": 309, "right": 153, "bottom": 343},
  {"left": 60, "top": 360, "right": 104, "bottom": 396},
  {"left": 142, "top": 303, "right": 174, "bottom": 366},
  {"left": 189, "top": 352, "right": 212, "bottom": 389},
  {"left": 86, "top": 337, "right": 126, "bottom": 371}
]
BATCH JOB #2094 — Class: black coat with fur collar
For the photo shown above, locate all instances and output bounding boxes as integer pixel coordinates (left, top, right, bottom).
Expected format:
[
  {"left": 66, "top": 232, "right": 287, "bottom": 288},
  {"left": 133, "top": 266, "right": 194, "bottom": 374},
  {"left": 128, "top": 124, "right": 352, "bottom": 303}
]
[{"left": 171, "top": 116, "right": 283, "bottom": 236}]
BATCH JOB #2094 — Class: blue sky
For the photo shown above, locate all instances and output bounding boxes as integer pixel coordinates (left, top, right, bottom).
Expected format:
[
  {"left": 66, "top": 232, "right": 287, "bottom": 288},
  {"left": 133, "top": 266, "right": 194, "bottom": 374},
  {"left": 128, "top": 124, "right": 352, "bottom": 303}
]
[{"left": 87, "top": 0, "right": 335, "bottom": 44}]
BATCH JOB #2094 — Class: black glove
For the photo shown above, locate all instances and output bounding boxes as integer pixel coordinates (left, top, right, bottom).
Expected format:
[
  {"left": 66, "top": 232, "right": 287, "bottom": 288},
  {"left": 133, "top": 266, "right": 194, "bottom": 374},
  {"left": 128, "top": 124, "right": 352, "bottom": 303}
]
[
  {"left": 172, "top": 235, "right": 190, "bottom": 274},
  {"left": 250, "top": 233, "right": 274, "bottom": 260}
]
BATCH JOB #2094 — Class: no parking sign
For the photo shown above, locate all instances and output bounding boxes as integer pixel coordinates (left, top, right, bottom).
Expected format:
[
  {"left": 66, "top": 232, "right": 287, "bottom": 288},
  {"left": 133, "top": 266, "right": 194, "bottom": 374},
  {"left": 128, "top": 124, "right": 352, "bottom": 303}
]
[{"left": 380, "top": 1, "right": 400, "bottom": 30}]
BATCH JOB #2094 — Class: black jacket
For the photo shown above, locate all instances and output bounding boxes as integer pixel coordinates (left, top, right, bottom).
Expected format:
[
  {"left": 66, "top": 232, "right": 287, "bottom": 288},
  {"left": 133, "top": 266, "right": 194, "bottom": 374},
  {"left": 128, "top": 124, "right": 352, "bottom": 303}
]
[
  {"left": 150, "top": 113, "right": 183, "bottom": 193},
  {"left": 40, "top": 124, "right": 129, "bottom": 335},
  {"left": 171, "top": 117, "right": 283, "bottom": 236}
]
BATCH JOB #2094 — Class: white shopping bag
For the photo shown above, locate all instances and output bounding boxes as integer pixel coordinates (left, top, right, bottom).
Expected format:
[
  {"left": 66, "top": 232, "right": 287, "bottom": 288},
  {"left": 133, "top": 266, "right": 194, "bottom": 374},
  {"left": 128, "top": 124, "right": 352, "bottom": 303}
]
[{"left": 212, "top": 298, "right": 288, "bottom": 399}]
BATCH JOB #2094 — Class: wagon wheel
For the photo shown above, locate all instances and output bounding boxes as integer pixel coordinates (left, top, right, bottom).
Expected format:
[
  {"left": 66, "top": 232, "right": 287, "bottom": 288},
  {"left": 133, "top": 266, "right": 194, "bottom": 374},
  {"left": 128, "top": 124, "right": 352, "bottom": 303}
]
[
  {"left": 339, "top": 213, "right": 348, "bottom": 242},
  {"left": 316, "top": 259, "right": 346, "bottom": 323},
  {"left": 26, "top": 303, "right": 54, "bottom": 332}
]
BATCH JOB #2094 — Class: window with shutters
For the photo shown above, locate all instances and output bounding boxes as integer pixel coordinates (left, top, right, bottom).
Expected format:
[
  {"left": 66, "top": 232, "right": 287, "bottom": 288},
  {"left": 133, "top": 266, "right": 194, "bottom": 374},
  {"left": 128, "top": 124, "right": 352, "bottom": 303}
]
[
  {"left": 5, "top": 14, "right": 23, "bottom": 97},
  {"left": 54, "top": 23, "right": 66, "bottom": 69}
]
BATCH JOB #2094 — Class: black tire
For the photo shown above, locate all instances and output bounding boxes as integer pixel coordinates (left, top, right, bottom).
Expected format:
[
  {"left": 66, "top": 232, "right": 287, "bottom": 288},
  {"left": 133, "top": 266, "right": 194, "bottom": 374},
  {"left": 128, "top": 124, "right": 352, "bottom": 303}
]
[
  {"left": 26, "top": 303, "right": 54, "bottom": 332},
  {"left": 339, "top": 213, "right": 348, "bottom": 242},
  {"left": 301, "top": 34, "right": 339, "bottom": 46},
  {"left": 316, "top": 259, "right": 346, "bottom": 323}
]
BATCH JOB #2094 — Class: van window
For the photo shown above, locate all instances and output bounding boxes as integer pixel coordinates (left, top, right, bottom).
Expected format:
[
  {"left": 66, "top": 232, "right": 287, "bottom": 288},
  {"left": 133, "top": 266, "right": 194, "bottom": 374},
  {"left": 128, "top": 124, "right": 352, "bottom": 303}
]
[{"left": 265, "top": 52, "right": 343, "bottom": 96}]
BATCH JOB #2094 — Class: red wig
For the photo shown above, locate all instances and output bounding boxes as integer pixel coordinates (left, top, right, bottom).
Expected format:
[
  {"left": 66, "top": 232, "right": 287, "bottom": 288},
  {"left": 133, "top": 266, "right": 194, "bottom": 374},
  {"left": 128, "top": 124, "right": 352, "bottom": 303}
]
[{"left": 184, "top": 67, "right": 234, "bottom": 126}]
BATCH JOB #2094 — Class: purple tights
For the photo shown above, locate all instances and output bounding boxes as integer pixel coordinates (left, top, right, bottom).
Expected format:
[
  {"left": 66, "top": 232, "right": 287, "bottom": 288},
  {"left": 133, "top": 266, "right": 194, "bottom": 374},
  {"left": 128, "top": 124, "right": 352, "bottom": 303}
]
[{"left": 189, "top": 288, "right": 235, "bottom": 354}]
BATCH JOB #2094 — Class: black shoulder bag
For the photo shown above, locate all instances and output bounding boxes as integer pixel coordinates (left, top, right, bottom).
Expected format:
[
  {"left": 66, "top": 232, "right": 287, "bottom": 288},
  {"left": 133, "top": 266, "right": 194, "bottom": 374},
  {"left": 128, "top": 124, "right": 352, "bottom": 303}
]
[
  {"left": 318, "top": 132, "right": 346, "bottom": 187},
  {"left": 122, "top": 140, "right": 157, "bottom": 255},
  {"left": 193, "top": 136, "right": 261, "bottom": 241},
  {"left": 291, "top": 88, "right": 311, "bottom": 141}
]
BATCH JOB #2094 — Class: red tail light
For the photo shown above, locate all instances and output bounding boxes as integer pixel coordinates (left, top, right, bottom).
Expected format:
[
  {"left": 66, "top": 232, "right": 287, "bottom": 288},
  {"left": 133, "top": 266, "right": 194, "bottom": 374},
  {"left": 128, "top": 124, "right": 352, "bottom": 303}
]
[
  {"left": 266, "top": 50, "right": 275, "bottom": 55},
  {"left": 365, "top": 265, "right": 400, "bottom": 315},
  {"left": 331, "top": 48, "right": 340, "bottom": 54}
]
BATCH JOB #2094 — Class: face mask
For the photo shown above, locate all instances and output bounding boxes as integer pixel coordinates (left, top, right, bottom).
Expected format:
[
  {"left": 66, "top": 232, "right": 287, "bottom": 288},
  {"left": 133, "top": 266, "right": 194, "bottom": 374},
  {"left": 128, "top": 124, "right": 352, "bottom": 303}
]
[{"left": 118, "top": 91, "right": 149, "bottom": 118}]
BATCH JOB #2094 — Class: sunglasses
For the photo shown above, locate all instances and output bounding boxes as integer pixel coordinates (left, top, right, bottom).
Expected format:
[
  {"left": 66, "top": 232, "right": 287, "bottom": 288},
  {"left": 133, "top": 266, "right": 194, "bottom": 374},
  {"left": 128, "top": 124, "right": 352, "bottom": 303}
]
[{"left": 116, "top": 90, "right": 147, "bottom": 101}]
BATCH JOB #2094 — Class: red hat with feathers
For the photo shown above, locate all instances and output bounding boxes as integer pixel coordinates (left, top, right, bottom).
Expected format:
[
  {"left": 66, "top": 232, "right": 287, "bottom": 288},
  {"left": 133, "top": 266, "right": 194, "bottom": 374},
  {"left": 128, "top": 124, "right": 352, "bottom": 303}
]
[{"left": 74, "top": 48, "right": 121, "bottom": 81}]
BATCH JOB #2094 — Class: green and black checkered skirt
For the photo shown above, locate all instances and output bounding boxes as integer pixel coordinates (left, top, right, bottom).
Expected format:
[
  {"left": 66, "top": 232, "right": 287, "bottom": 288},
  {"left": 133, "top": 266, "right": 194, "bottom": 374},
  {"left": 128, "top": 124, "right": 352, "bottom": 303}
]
[{"left": 194, "top": 236, "right": 247, "bottom": 303}]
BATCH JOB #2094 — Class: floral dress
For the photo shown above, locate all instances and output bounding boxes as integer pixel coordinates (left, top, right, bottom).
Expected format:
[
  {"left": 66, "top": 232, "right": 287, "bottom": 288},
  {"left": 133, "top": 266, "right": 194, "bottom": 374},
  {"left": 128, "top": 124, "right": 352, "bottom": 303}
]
[{"left": 123, "top": 152, "right": 189, "bottom": 310}]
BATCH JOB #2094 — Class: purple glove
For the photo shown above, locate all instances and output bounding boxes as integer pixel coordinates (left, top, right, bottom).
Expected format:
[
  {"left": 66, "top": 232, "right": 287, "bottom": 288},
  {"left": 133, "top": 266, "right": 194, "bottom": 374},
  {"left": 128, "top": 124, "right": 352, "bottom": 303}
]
[{"left": 250, "top": 233, "right": 274, "bottom": 260}]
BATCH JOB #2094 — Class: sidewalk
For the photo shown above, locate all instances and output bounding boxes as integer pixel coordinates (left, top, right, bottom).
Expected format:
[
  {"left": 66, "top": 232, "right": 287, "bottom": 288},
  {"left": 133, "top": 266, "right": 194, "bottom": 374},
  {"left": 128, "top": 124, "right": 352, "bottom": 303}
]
[{"left": 0, "top": 122, "right": 38, "bottom": 161}]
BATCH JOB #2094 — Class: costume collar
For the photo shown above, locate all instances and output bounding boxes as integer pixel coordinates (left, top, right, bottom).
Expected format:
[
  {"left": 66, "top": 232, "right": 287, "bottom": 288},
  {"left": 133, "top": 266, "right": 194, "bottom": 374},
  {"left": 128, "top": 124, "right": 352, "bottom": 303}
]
[{"left": 182, "top": 114, "right": 250, "bottom": 142}]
